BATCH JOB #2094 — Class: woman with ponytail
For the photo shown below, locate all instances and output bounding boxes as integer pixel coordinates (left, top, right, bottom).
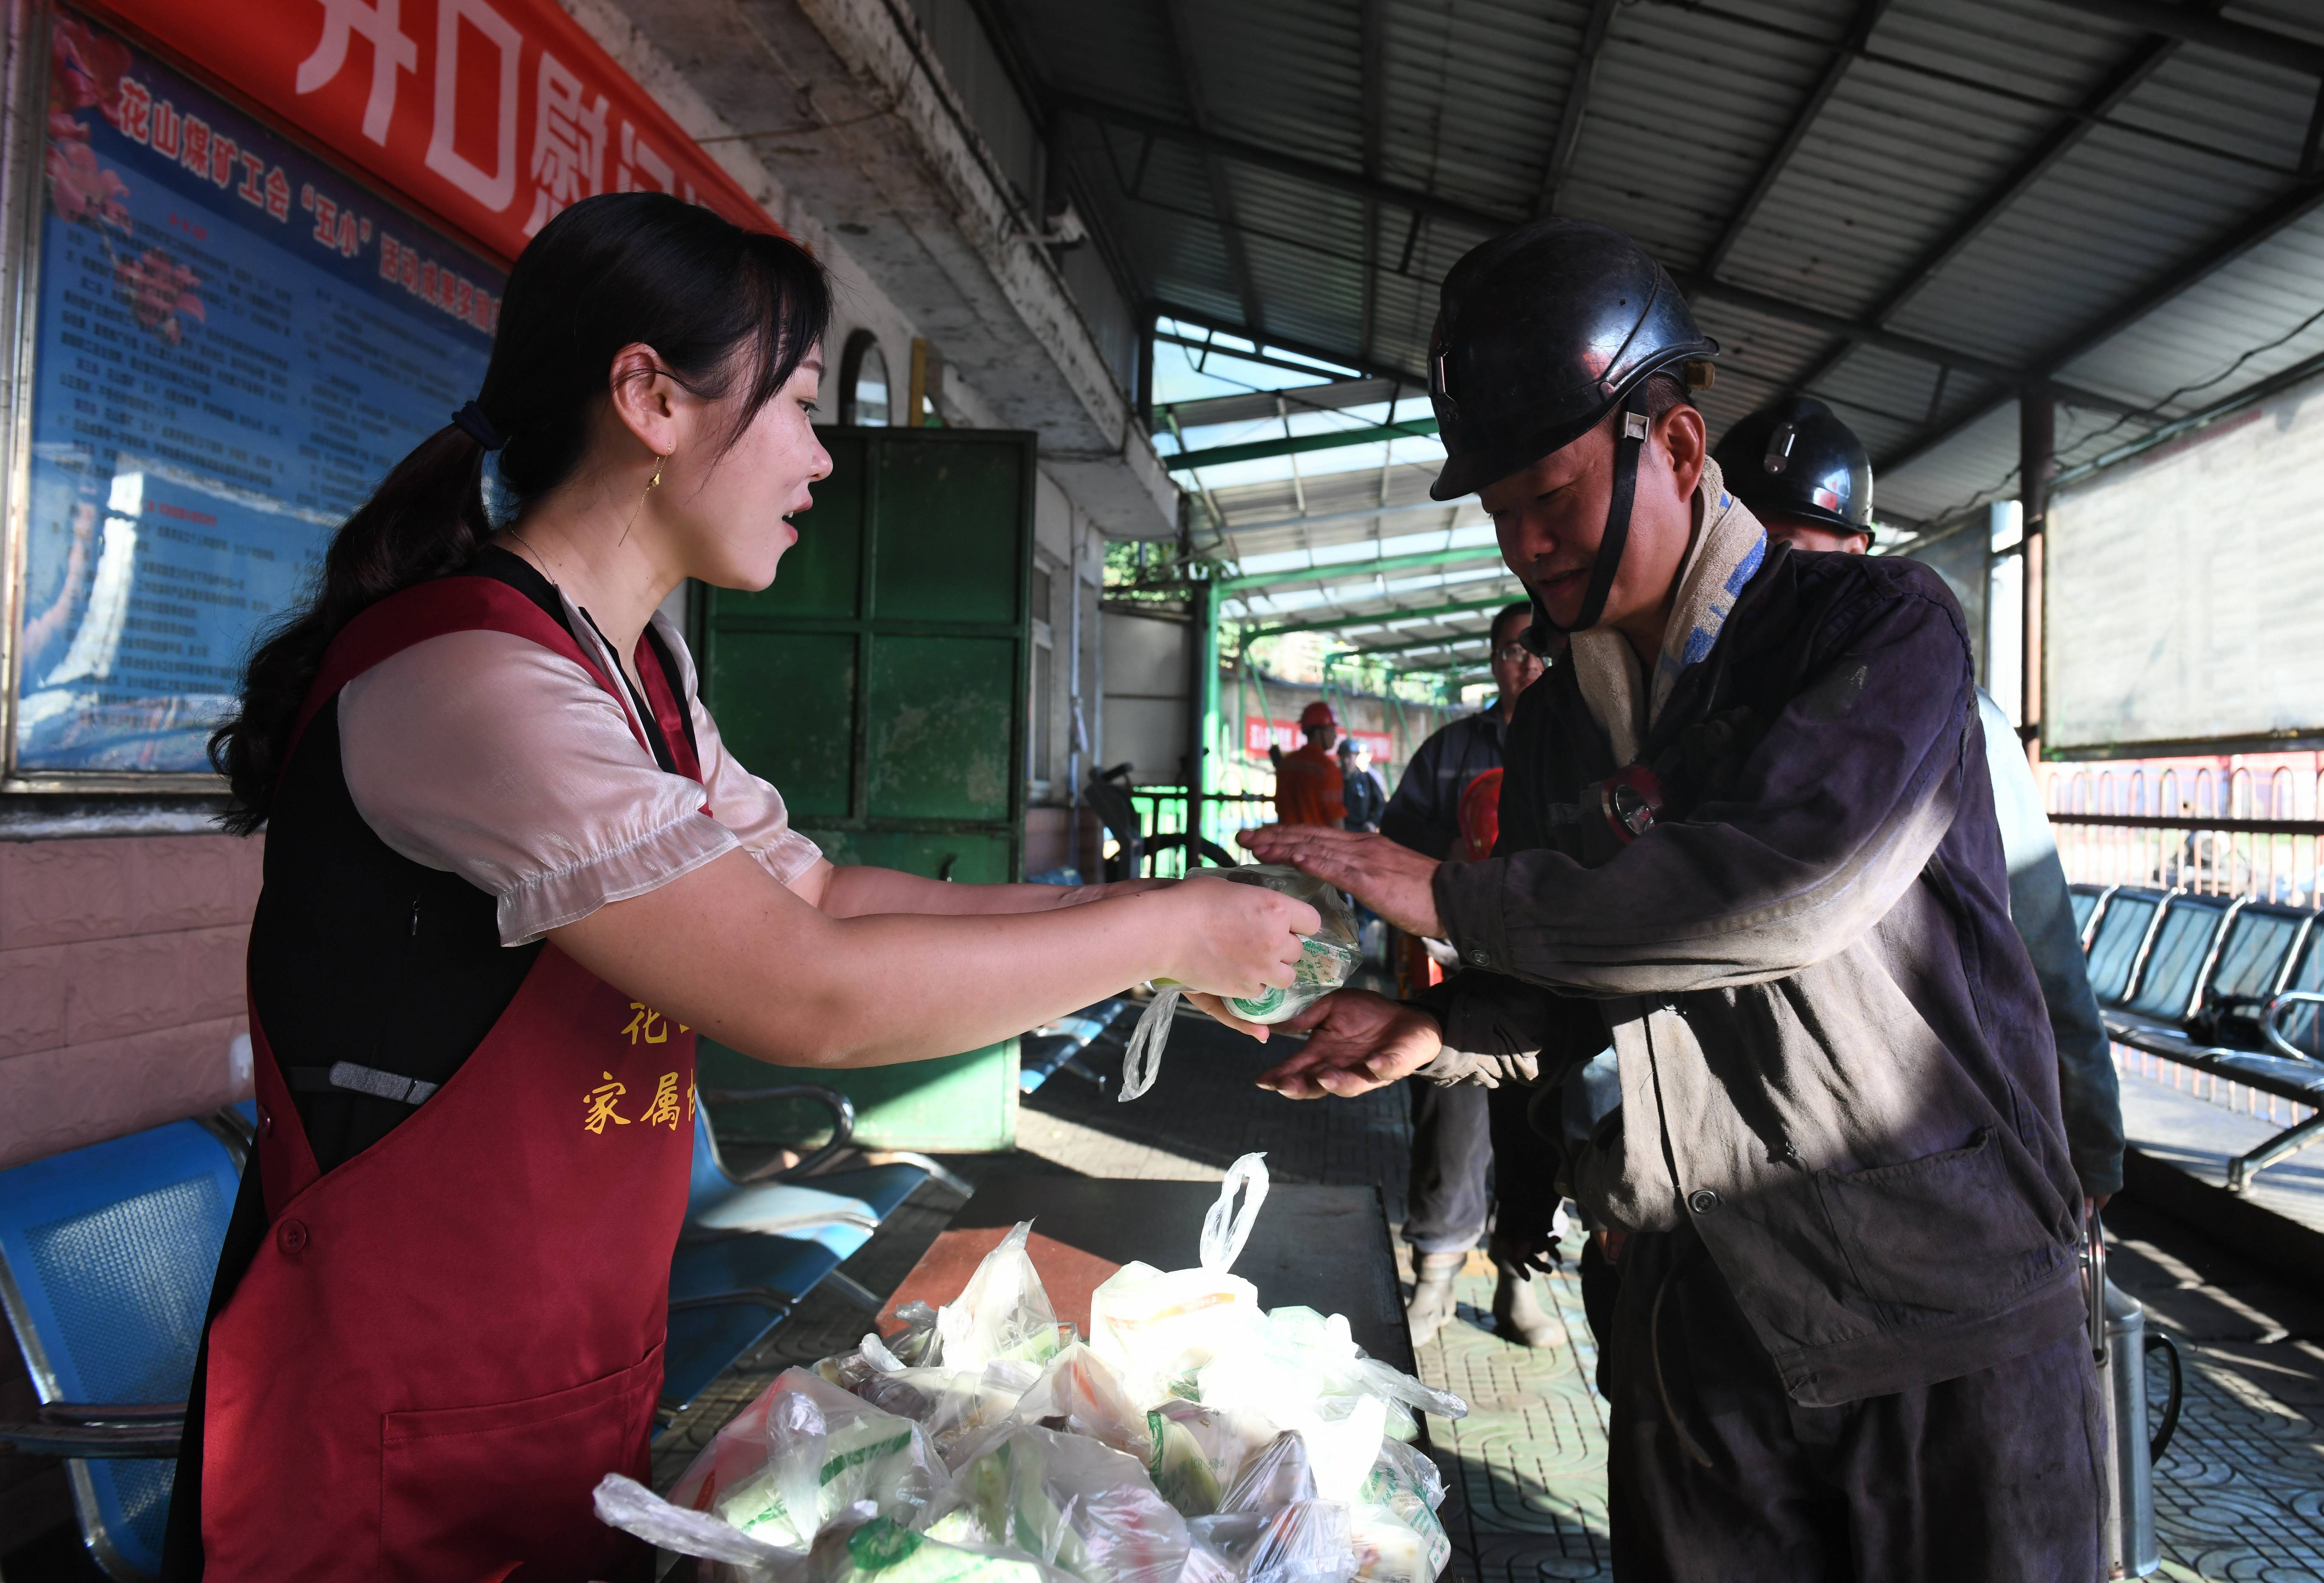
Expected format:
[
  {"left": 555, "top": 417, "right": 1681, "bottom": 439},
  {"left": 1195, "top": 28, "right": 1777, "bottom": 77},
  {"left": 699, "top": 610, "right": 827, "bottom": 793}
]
[{"left": 167, "top": 192, "right": 1315, "bottom": 1581}]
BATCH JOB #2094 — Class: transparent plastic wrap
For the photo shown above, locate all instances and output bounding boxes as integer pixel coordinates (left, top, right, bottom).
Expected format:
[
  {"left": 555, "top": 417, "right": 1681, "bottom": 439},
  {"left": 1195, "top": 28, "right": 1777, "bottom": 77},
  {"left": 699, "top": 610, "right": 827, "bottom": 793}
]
[
  {"left": 924, "top": 1422, "right": 1192, "bottom": 1583},
  {"left": 593, "top": 1473, "right": 792, "bottom": 1583},
  {"left": 937, "top": 1222, "right": 1070, "bottom": 1371},
  {"left": 1090, "top": 1157, "right": 1271, "bottom": 1408},
  {"left": 1119, "top": 869, "right": 1359, "bottom": 1101},
  {"left": 664, "top": 1367, "right": 946, "bottom": 1551},
  {"left": 1214, "top": 869, "right": 1360, "bottom": 1026},
  {"left": 1185, "top": 1501, "right": 1357, "bottom": 1583},
  {"left": 1348, "top": 1442, "right": 1451, "bottom": 1583},
  {"left": 1144, "top": 1400, "right": 1277, "bottom": 1519},
  {"left": 816, "top": 1516, "right": 1061, "bottom": 1583},
  {"left": 1009, "top": 1342, "right": 1150, "bottom": 1457},
  {"left": 857, "top": 1359, "right": 1046, "bottom": 1467}
]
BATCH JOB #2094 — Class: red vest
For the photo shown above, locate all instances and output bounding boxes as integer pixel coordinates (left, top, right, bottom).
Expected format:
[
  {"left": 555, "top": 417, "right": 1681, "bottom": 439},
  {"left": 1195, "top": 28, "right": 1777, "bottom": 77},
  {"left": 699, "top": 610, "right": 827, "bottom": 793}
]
[{"left": 202, "top": 578, "right": 700, "bottom": 1581}]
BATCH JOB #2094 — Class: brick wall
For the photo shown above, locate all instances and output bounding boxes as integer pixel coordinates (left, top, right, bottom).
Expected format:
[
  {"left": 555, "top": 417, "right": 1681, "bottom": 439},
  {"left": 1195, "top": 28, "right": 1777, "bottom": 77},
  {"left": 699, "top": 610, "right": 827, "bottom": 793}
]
[{"left": 0, "top": 833, "right": 263, "bottom": 1170}]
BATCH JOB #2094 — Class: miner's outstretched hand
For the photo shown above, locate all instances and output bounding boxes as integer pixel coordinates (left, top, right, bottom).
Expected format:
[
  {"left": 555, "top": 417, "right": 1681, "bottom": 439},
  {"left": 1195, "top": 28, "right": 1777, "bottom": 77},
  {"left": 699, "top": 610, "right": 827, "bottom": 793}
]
[
  {"left": 1255, "top": 988, "right": 1445, "bottom": 1099},
  {"left": 1236, "top": 825, "right": 1444, "bottom": 938}
]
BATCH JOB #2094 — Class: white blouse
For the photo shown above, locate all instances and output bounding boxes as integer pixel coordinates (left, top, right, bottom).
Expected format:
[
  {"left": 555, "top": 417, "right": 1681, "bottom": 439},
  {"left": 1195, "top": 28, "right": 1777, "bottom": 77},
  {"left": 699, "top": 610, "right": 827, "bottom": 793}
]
[{"left": 337, "top": 590, "right": 823, "bottom": 946}]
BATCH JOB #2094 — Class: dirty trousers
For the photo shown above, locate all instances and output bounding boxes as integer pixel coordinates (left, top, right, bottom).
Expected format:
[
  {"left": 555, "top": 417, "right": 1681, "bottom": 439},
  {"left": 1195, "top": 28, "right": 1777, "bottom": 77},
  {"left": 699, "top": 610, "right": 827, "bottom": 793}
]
[{"left": 1606, "top": 1228, "right": 2106, "bottom": 1583}]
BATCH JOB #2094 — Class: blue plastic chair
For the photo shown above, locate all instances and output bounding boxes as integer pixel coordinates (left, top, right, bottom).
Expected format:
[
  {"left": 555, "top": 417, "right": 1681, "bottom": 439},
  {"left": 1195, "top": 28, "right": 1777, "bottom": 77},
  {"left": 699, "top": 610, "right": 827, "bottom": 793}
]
[
  {"left": 658, "top": 1086, "right": 942, "bottom": 1413},
  {"left": 2086, "top": 885, "right": 2171, "bottom": 1007},
  {"left": 2117, "top": 894, "right": 2236, "bottom": 1028},
  {"left": 0, "top": 1107, "right": 252, "bottom": 1582}
]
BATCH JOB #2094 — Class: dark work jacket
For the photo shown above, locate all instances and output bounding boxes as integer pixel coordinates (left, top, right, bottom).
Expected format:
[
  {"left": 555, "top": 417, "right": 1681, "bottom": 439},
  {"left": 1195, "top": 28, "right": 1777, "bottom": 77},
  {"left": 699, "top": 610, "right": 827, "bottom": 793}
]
[
  {"left": 1380, "top": 709, "right": 1506, "bottom": 858},
  {"left": 1422, "top": 543, "right": 2085, "bottom": 1406}
]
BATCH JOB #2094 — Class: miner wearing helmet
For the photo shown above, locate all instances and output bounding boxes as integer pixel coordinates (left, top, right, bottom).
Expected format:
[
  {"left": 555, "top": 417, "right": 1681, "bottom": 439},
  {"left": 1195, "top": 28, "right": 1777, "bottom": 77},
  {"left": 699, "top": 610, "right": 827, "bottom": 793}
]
[
  {"left": 1233, "top": 220, "right": 2102, "bottom": 1580},
  {"left": 1713, "top": 393, "right": 1876, "bottom": 555},
  {"left": 1271, "top": 700, "right": 1346, "bottom": 828}
]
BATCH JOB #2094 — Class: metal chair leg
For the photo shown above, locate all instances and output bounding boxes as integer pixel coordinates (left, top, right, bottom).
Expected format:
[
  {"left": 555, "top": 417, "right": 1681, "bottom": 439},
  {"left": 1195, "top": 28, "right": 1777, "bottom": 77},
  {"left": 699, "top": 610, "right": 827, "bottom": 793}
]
[{"left": 2228, "top": 1111, "right": 2324, "bottom": 1192}]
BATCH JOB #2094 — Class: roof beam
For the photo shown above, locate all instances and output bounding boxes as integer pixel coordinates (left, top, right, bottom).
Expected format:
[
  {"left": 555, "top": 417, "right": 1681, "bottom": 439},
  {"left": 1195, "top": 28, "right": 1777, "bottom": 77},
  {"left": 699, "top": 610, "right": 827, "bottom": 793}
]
[
  {"left": 1222, "top": 545, "right": 1508, "bottom": 593},
  {"left": 1677, "top": 274, "right": 2151, "bottom": 418},
  {"left": 1154, "top": 0, "right": 1266, "bottom": 334},
  {"left": 1159, "top": 375, "right": 1408, "bottom": 432},
  {"left": 1358, "top": 0, "right": 1387, "bottom": 363},
  {"left": 1878, "top": 177, "right": 2324, "bottom": 477},
  {"left": 1206, "top": 499, "right": 1478, "bottom": 538},
  {"left": 1536, "top": 0, "right": 1619, "bottom": 217},
  {"left": 2037, "top": 0, "right": 2324, "bottom": 78},
  {"left": 1152, "top": 305, "right": 1423, "bottom": 388},
  {"left": 1058, "top": 93, "right": 1509, "bottom": 234},
  {"left": 1092, "top": 96, "right": 2161, "bottom": 422},
  {"left": 1789, "top": 30, "right": 2184, "bottom": 394},
  {"left": 1249, "top": 594, "right": 1517, "bottom": 638},
  {"left": 1702, "top": 0, "right": 1893, "bottom": 278},
  {"left": 1166, "top": 415, "right": 1440, "bottom": 471}
]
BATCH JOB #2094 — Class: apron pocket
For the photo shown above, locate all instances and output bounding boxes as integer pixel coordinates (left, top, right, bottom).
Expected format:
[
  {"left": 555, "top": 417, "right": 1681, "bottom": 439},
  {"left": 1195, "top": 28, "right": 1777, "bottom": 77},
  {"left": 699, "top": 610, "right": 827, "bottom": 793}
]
[
  {"left": 380, "top": 1344, "right": 662, "bottom": 1583},
  {"left": 1814, "top": 1128, "right": 2064, "bottom": 1320}
]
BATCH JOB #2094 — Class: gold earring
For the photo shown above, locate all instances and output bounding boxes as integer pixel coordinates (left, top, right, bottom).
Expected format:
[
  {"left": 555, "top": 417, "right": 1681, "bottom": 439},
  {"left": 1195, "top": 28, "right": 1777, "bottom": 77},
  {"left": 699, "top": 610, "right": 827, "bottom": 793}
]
[{"left": 647, "top": 451, "right": 668, "bottom": 492}]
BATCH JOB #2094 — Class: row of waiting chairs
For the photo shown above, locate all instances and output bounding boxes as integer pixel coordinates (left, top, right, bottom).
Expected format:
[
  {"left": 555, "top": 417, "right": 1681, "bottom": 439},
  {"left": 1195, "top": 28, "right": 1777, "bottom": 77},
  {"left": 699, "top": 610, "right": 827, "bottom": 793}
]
[
  {"left": 2072, "top": 882, "right": 2324, "bottom": 1191},
  {"left": 0, "top": 1084, "right": 954, "bottom": 1580}
]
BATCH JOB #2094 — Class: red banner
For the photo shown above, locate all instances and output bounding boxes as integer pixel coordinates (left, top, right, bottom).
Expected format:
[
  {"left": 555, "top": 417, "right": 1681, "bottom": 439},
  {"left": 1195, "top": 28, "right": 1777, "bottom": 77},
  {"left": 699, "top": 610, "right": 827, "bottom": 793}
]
[{"left": 88, "top": 0, "right": 778, "bottom": 267}]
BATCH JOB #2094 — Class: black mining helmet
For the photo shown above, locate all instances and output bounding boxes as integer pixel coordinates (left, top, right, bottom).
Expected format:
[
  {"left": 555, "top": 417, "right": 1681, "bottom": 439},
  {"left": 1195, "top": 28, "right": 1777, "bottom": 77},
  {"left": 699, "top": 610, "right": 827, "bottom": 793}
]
[
  {"left": 1427, "top": 219, "right": 1718, "bottom": 635},
  {"left": 1712, "top": 394, "right": 1876, "bottom": 541}
]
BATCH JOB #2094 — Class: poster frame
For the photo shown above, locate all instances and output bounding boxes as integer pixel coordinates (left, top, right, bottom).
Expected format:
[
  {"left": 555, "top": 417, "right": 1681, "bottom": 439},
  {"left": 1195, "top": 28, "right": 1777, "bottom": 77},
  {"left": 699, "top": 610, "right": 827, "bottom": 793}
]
[{"left": 0, "top": 0, "right": 512, "bottom": 792}]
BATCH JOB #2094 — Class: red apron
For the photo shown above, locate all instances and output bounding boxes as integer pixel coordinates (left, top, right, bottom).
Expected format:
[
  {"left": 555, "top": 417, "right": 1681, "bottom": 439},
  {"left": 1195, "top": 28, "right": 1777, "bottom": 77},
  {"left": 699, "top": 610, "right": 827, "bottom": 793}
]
[{"left": 202, "top": 578, "right": 703, "bottom": 1581}]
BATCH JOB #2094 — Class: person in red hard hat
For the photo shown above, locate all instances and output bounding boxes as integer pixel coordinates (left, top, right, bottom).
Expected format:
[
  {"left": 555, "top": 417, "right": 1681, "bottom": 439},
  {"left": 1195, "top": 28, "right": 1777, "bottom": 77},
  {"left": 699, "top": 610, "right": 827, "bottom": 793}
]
[{"left": 1272, "top": 701, "right": 1346, "bottom": 827}]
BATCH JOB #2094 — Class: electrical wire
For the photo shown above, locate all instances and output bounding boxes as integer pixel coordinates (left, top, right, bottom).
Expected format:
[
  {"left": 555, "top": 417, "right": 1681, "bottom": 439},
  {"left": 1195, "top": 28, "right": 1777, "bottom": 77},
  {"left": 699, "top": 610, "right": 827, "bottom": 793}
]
[{"left": 1907, "top": 300, "right": 2324, "bottom": 529}]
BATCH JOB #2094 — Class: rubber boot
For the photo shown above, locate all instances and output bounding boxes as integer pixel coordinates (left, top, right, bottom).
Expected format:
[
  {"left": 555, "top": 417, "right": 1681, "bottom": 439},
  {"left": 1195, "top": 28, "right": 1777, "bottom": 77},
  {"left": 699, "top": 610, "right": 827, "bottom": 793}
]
[
  {"left": 1492, "top": 1257, "right": 1560, "bottom": 1348},
  {"left": 1406, "top": 1251, "right": 1467, "bottom": 1346}
]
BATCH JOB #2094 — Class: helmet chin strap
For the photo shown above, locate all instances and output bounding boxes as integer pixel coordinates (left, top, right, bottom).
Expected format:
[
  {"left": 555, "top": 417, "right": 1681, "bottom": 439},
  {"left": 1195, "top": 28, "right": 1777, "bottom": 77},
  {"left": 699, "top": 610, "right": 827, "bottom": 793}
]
[{"left": 1541, "top": 386, "right": 1652, "bottom": 637}]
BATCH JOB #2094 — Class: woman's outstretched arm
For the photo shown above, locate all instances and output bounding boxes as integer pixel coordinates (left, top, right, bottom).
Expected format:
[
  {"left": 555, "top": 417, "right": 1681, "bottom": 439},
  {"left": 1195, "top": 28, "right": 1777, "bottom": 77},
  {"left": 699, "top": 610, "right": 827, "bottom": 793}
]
[
  {"left": 552, "top": 849, "right": 1315, "bottom": 1068},
  {"left": 788, "top": 859, "right": 1167, "bottom": 918}
]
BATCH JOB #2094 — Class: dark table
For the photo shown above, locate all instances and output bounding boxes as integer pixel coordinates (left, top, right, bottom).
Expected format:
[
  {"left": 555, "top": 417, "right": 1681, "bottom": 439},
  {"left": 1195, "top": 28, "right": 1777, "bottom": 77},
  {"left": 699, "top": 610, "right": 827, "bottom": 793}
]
[{"left": 879, "top": 1177, "right": 1414, "bottom": 1376}]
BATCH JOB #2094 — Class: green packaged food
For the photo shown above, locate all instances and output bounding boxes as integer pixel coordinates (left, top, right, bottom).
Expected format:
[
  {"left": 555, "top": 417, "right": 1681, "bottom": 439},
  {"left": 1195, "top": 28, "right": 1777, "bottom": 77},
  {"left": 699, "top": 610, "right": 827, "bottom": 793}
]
[{"left": 1122, "top": 868, "right": 1361, "bottom": 1101}]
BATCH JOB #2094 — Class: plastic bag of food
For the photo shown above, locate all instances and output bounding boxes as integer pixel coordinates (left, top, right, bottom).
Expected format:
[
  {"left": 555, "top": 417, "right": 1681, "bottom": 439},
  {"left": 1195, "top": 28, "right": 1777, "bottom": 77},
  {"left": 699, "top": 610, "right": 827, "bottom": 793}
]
[
  {"left": 818, "top": 1515, "right": 1058, "bottom": 1583},
  {"left": 1090, "top": 1157, "right": 1271, "bottom": 1407},
  {"left": 1119, "top": 869, "right": 1359, "bottom": 1101},
  {"left": 937, "top": 1223, "right": 1070, "bottom": 1372},
  {"left": 1144, "top": 1400, "right": 1278, "bottom": 1519},
  {"left": 1186, "top": 1501, "right": 1357, "bottom": 1583},
  {"left": 849, "top": 1356, "right": 1045, "bottom": 1468},
  {"left": 1349, "top": 1442, "right": 1451, "bottom": 1583},
  {"left": 1198, "top": 1303, "right": 1466, "bottom": 1457},
  {"left": 924, "top": 1422, "right": 1191, "bottom": 1583},
  {"left": 594, "top": 1473, "right": 794, "bottom": 1583},
  {"left": 666, "top": 1367, "right": 946, "bottom": 1551},
  {"left": 1009, "top": 1342, "right": 1149, "bottom": 1457}
]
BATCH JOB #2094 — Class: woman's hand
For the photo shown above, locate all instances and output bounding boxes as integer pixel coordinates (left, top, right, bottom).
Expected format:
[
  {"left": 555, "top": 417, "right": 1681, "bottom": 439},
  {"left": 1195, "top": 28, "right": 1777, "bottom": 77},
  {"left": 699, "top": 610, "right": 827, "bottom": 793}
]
[
  {"left": 1159, "top": 875, "right": 1319, "bottom": 1001},
  {"left": 1181, "top": 991, "right": 1277, "bottom": 1041},
  {"left": 1237, "top": 826, "right": 1444, "bottom": 937},
  {"left": 1252, "top": 989, "right": 1444, "bottom": 1098}
]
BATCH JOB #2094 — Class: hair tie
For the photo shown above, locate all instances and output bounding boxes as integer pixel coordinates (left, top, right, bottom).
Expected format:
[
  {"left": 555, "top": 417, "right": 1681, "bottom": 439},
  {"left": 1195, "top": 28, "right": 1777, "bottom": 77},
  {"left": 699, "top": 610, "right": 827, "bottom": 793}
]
[{"left": 451, "top": 400, "right": 506, "bottom": 451}]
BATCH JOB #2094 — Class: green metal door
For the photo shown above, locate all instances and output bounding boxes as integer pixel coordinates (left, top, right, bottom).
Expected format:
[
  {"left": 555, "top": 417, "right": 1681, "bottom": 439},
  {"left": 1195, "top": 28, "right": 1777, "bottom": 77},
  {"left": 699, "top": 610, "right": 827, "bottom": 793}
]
[{"left": 695, "top": 427, "right": 1036, "bottom": 1152}]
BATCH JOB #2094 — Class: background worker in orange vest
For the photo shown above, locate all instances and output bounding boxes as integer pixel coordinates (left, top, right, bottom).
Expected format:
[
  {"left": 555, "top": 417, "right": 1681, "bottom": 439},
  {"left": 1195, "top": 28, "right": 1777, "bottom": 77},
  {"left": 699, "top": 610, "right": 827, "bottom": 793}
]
[{"left": 1273, "top": 701, "right": 1346, "bottom": 827}]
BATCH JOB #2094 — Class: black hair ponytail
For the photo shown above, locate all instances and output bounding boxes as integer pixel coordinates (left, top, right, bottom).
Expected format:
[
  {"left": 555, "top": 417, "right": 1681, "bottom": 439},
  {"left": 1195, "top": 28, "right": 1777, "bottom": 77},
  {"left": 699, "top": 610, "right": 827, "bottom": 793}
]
[{"left": 209, "top": 191, "right": 829, "bottom": 833}]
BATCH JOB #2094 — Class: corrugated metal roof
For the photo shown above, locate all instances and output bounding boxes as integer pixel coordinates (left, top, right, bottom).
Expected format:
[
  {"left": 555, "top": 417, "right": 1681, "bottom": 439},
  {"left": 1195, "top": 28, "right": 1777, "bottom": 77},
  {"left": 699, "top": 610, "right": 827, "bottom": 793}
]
[{"left": 976, "top": 0, "right": 2324, "bottom": 653}]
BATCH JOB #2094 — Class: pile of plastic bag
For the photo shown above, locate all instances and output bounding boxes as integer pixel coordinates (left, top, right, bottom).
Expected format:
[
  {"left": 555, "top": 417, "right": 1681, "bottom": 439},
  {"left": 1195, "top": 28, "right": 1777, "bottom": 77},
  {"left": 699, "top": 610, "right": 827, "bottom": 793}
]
[
  {"left": 597, "top": 1154, "right": 1462, "bottom": 1583},
  {"left": 1120, "top": 869, "right": 1362, "bottom": 1103}
]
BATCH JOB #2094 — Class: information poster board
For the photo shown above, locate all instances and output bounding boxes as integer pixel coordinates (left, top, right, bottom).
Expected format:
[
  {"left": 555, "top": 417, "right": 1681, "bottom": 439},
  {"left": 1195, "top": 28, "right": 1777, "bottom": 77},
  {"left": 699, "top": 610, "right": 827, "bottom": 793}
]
[
  {"left": 2045, "top": 368, "right": 2324, "bottom": 756},
  {"left": 11, "top": 8, "right": 501, "bottom": 774}
]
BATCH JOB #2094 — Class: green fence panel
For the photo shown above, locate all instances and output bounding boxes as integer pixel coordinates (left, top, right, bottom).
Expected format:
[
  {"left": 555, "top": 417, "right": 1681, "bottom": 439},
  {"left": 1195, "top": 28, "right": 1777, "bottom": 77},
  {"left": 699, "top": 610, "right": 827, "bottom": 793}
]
[{"left": 696, "top": 426, "right": 1035, "bottom": 1151}]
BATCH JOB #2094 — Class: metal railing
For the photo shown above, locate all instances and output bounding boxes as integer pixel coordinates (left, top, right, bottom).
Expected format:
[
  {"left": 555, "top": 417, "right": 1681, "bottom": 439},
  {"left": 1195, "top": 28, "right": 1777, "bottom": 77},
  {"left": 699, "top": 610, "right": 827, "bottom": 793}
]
[
  {"left": 1120, "top": 786, "right": 1274, "bottom": 878},
  {"left": 2065, "top": 830, "right": 2324, "bottom": 1140},
  {"left": 2050, "top": 813, "right": 2324, "bottom": 908}
]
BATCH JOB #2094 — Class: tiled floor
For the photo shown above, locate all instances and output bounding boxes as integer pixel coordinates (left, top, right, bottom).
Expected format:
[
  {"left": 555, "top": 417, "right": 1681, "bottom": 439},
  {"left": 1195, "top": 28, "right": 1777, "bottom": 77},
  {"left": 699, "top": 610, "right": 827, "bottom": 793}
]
[{"left": 663, "top": 1006, "right": 2324, "bottom": 1583}]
